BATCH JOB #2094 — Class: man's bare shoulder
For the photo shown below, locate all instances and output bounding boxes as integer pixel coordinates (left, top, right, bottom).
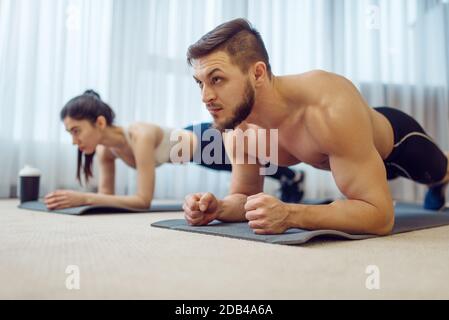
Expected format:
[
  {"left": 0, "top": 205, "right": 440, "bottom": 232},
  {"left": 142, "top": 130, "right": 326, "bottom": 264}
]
[
  {"left": 282, "top": 69, "right": 330, "bottom": 80},
  {"left": 282, "top": 70, "right": 355, "bottom": 92},
  {"left": 279, "top": 70, "right": 351, "bottom": 106},
  {"left": 297, "top": 70, "right": 366, "bottom": 118},
  {"left": 303, "top": 99, "right": 372, "bottom": 154}
]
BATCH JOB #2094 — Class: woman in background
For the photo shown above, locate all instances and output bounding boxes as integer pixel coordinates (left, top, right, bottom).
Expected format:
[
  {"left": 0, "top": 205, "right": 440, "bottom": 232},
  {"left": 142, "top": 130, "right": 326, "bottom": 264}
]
[{"left": 44, "top": 90, "right": 304, "bottom": 210}]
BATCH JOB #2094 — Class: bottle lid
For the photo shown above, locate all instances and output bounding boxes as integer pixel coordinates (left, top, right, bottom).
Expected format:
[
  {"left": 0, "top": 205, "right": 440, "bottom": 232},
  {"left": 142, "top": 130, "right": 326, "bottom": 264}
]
[{"left": 19, "top": 165, "right": 41, "bottom": 177}]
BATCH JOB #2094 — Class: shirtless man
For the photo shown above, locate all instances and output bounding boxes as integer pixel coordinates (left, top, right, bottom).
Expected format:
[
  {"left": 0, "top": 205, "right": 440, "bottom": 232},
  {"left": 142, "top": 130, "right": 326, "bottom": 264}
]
[{"left": 182, "top": 18, "right": 449, "bottom": 236}]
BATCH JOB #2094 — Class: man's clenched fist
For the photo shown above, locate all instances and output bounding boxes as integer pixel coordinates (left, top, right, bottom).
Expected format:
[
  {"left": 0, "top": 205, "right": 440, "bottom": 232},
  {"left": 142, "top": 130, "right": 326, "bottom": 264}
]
[{"left": 244, "top": 193, "right": 291, "bottom": 235}]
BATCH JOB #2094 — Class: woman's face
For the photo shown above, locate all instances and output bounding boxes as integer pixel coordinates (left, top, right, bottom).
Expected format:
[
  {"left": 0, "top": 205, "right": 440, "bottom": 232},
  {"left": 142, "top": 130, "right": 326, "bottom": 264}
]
[{"left": 63, "top": 117, "right": 102, "bottom": 155}]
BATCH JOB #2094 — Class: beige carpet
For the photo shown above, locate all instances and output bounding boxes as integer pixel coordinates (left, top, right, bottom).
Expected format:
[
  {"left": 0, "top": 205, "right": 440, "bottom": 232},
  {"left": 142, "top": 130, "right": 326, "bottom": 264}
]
[{"left": 1, "top": 199, "right": 449, "bottom": 300}]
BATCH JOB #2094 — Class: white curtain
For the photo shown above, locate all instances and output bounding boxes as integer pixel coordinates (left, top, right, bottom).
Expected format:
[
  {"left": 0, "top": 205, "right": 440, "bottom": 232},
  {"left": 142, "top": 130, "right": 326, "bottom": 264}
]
[
  {"left": 0, "top": 0, "right": 113, "bottom": 198},
  {"left": 107, "top": 0, "right": 240, "bottom": 200},
  {"left": 1, "top": 0, "right": 448, "bottom": 203},
  {"left": 246, "top": 0, "right": 449, "bottom": 202}
]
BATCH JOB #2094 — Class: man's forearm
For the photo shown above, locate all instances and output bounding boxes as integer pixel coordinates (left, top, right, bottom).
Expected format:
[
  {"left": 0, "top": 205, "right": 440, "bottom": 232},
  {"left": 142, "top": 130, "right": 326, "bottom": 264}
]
[
  {"left": 216, "top": 194, "right": 249, "bottom": 222},
  {"left": 287, "top": 199, "right": 394, "bottom": 236}
]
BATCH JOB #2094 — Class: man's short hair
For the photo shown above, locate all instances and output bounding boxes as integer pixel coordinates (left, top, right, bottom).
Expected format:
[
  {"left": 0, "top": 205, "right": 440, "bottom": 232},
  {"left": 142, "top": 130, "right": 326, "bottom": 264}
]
[{"left": 187, "top": 18, "right": 272, "bottom": 78}]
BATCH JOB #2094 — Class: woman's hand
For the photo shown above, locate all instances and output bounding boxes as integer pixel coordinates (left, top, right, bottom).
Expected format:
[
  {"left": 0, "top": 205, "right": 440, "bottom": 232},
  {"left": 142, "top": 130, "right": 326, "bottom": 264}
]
[
  {"left": 44, "top": 190, "right": 87, "bottom": 210},
  {"left": 183, "top": 192, "right": 220, "bottom": 226}
]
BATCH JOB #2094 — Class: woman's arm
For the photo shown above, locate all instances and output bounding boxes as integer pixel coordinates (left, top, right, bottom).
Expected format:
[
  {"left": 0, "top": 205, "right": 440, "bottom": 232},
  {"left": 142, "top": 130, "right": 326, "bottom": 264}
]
[
  {"left": 46, "top": 126, "right": 158, "bottom": 211},
  {"left": 97, "top": 145, "right": 116, "bottom": 195},
  {"left": 84, "top": 126, "right": 157, "bottom": 210}
]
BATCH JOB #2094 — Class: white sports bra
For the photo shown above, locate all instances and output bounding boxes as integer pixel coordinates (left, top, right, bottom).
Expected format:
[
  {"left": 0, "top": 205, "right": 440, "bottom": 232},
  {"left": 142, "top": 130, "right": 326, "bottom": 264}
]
[{"left": 110, "top": 126, "right": 187, "bottom": 167}]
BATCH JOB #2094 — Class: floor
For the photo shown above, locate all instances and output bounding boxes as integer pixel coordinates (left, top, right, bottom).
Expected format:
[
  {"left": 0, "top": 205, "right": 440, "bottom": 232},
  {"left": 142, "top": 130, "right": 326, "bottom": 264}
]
[{"left": 1, "top": 199, "right": 449, "bottom": 299}]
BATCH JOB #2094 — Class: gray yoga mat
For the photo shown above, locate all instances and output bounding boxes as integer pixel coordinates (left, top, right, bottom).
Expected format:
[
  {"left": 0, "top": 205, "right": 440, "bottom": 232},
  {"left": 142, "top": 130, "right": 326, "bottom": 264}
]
[
  {"left": 151, "top": 203, "right": 449, "bottom": 245},
  {"left": 19, "top": 200, "right": 183, "bottom": 215}
]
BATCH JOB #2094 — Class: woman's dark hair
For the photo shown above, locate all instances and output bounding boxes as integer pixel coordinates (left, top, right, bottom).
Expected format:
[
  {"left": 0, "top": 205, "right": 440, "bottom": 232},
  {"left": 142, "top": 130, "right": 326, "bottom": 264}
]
[{"left": 60, "top": 90, "right": 116, "bottom": 185}]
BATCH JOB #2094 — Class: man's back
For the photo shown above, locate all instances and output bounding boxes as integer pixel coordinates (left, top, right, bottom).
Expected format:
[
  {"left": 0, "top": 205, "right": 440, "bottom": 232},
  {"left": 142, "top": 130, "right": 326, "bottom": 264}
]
[{"left": 259, "top": 70, "right": 396, "bottom": 169}]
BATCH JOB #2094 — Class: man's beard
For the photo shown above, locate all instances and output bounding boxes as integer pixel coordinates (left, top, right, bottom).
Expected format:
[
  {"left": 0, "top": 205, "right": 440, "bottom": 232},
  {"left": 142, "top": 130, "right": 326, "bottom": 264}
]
[{"left": 213, "top": 81, "right": 255, "bottom": 132}]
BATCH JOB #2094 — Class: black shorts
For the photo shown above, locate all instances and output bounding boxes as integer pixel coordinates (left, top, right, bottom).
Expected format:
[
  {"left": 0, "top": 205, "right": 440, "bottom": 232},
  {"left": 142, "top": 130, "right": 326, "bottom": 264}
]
[{"left": 374, "top": 107, "right": 448, "bottom": 185}]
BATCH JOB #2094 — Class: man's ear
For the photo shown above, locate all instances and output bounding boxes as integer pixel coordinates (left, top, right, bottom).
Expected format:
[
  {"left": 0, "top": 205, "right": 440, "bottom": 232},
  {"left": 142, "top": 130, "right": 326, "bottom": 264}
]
[
  {"left": 95, "top": 116, "right": 107, "bottom": 129},
  {"left": 254, "top": 62, "right": 268, "bottom": 87}
]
